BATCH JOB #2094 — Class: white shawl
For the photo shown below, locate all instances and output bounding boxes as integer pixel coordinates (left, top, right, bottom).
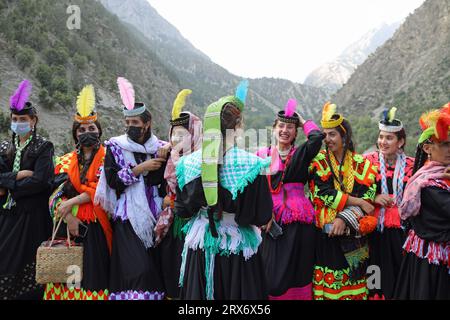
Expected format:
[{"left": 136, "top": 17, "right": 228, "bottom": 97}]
[{"left": 95, "top": 134, "right": 163, "bottom": 248}]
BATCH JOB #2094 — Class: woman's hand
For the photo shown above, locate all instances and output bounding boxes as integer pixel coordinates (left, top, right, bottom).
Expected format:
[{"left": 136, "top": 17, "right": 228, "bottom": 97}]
[
  {"left": 329, "top": 218, "right": 346, "bottom": 237},
  {"left": 163, "top": 195, "right": 172, "bottom": 210},
  {"left": 298, "top": 115, "right": 306, "bottom": 128},
  {"left": 66, "top": 215, "right": 81, "bottom": 237},
  {"left": 359, "top": 199, "right": 375, "bottom": 215},
  {"left": 262, "top": 214, "right": 275, "bottom": 234},
  {"left": 144, "top": 158, "right": 167, "bottom": 172},
  {"left": 16, "top": 170, "right": 34, "bottom": 180},
  {"left": 57, "top": 199, "right": 75, "bottom": 219},
  {"left": 374, "top": 194, "right": 394, "bottom": 208},
  {"left": 157, "top": 144, "right": 172, "bottom": 159},
  {"left": 0, "top": 188, "right": 5, "bottom": 196}
]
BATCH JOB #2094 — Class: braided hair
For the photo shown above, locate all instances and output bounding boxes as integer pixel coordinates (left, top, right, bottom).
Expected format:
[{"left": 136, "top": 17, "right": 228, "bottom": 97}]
[{"left": 412, "top": 141, "right": 430, "bottom": 175}]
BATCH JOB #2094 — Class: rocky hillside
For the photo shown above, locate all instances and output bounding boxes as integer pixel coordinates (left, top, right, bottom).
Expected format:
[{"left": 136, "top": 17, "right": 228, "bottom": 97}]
[{"left": 333, "top": 0, "right": 450, "bottom": 154}]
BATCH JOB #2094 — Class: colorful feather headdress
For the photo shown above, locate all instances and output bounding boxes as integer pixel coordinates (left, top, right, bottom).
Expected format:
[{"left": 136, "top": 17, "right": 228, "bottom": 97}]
[
  {"left": 9, "top": 79, "right": 35, "bottom": 115},
  {"left": 418, "top": 103, "right": 450, "bottom": 144},
  {"left": 321, "top": 102, "right": 345, "bottom": 131},
  {"left": 75, "top": 85, "right": 97, "bottom": 123},
  {"left": 379, "top": 107, "right": 403, "bottom": 133},
  {"left": 201, "top": 80, "right": 249, "bottom": 208},
  {"left": 170, "top": 89, "right": 192, "bottom": 127},
  {"left": 117, "top": 77, "right": 147, "bottom": 117},
  {"left": 277, "top": 99, "right": 300, "bottom": 126}
]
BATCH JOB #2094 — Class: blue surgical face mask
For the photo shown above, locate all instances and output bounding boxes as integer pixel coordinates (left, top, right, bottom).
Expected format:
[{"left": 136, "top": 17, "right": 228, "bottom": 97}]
[{"left": 11, "top": 122, "right": 32, "bottom": 137}]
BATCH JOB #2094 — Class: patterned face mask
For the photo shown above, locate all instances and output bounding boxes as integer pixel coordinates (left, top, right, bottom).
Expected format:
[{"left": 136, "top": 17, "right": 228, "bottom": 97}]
[{"left": 11, "top": 122, "right": 31, "bottom": 137}]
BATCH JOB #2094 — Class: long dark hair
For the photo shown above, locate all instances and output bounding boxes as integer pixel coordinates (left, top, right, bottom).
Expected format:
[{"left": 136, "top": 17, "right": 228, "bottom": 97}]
[
  {"left": 412, "top": 141, "right": 429, "bottom": 175},
  {"left": 220, "top": 103, "right": 242, "bottom": 136},
  {"left": 139, "top": 110, "right": 153, "bottom": 143}
]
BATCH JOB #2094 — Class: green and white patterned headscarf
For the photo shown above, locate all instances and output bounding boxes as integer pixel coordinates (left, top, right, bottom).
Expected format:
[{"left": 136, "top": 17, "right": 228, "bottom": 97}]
[{"left": 201, "top": 81, "right": 248, "bottom": 206}]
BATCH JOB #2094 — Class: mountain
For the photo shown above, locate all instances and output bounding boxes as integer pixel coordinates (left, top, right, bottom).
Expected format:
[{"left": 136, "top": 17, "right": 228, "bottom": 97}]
[
  {"left": 97, "top": 0, "right": 330, "bottom": 126},
  {"left": 333, "top": 0, "right": 450, "bottom": 154},
  {"left": 0, "top": 0, "right": 329, "bottom": 154},
  {"left": 0, "top": 0, "right": 183, "bottom": 152},
  {"left": 304, "top": 22, "right": 401, "bottom": 93}
]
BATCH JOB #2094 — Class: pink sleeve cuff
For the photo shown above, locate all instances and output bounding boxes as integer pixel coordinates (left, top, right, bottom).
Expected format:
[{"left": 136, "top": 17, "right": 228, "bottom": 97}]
[{"left": 303, "top": 120, "right": 320, "bottom": 136}]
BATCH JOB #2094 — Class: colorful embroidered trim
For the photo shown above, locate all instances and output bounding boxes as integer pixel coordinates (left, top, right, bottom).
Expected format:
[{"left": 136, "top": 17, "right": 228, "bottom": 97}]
[
  {"left": 109, "top": 290, "right": 165, "bottom": 300},
  {"left": 313, "top": 266, "right": 368, "bottom": 300},
  {"left": 44, "top": 283, "right": 109, "bottom": 300},
  {"left": 403, "top": 229, "right": 450, "bottom": 273}
]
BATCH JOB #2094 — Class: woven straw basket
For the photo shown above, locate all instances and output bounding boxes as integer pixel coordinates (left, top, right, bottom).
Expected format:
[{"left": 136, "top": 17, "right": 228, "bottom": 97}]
[{"left": 36, "top": 217, "right": 83, "bottom": 284}]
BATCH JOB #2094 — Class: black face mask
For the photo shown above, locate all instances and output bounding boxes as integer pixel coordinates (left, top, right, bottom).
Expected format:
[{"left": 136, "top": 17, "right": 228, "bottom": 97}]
[
  {"left": 127, "top": 126, "right": 144, "bottom": 143},
  {"left": 78, "top": 132, "right": 99, "bottom": 147}
]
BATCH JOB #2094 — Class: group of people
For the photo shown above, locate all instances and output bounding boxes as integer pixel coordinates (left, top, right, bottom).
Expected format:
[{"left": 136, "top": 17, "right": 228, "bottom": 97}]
[{"left": 0, "top": 78, "right": 448, "bottom": 301}]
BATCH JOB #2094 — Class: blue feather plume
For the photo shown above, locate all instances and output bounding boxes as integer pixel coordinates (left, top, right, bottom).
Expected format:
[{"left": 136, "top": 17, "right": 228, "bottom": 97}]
[
  {"left": 235, "top": 80, "right": 249, "bottom": 104},
  {"left": 382, "top": 109, "right": 389, "bottom": 122}
]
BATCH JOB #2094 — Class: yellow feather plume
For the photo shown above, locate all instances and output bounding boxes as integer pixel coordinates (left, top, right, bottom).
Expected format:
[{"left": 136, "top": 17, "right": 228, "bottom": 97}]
[
  {"left": 322, "top": 102, "right": 337, "bottom": 122},
  {"left": 172, "top": 89, "right": 192, "bottom": 121},
  {"left": 419, "top": 109, "right": 440, "bottom": 130},
  {"left": 388, "top": 107, "right": 397, "bottom": 122},
  {"left": 76, "top": 85, "right": 96, "bottom": 118}
]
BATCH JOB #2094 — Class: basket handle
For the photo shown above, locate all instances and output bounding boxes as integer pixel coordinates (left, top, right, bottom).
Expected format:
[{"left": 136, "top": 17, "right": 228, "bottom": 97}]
[{"left": 48, "top": 216, "right": 72, "bottom": 248}]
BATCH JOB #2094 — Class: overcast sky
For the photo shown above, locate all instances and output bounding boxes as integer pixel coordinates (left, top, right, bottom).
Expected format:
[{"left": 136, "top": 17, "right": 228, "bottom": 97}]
[{"left": 147, "top": 0, "right": 426, "bottom": 83}]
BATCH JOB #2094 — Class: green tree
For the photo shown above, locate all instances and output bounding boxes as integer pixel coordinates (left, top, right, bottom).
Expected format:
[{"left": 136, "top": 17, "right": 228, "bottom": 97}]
[
  {"left": 73, "top": 53, "right": 88, "bottom": 70},
  {"left": 45, "top": 46, "right": 69, "bottom": 66},
  {"left": 38, "top": 88, "right": 53, "bottom": 109},
  {"left": 50, "top": 77, "right": 69, "bottom": 94},
  {"left": 35, "top": 64, "right": 52, "bottom": 88},
  {"left": 16, "top": 46, "right": 35, "bottom": 70},
  {"left": 53, "top": 91, "right": 72, "bottom": 107}
]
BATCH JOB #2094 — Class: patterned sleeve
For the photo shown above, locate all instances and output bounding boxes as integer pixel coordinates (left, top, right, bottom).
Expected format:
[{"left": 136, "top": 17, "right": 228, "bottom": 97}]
[
  {"left": 309, "top": 156, "right": 348, "bottom": 213},
  {"left": 353, "top": 156, "right": 378, "bottom": 202}
]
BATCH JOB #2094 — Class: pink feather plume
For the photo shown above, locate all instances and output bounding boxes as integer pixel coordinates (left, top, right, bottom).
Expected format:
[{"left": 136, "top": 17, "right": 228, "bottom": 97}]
[
  {"left": 10, "top": 80, "right": 32, "bottom": 112},
  {"left": 284, "top": 99, "right": 297, "bottom": 117},
  {"left": 117, "top": 77, "right": 135, "bottom": 111}
]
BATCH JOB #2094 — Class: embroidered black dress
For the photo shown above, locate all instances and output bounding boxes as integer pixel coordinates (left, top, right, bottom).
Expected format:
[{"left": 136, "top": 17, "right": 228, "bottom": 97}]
[
  {"left": 257, "top": 128, "right": 324, "bottom": 299},
  {"left": 103, "top": 146, "right": 167, "bottom": 300},
  {"left": 394, "top": 184, "right": 450, "bottom": 300},
  {"left": 0, "top": 135, "right": 54, "bottom": 300}
]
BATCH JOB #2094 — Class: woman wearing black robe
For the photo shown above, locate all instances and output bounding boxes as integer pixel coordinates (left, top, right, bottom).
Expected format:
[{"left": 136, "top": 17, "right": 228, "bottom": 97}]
[
  {"left": 0, "top": 85, "right": 54, "bottom": 300},
  {"left": 394, "top": 104, "right": 450, "bottom": 300},
  {"left": 174, "top": 95, "right": 273, "bottom": 300}
]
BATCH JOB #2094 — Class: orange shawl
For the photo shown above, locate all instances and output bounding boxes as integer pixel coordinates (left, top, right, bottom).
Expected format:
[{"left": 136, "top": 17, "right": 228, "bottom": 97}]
[{"left": 67, "top": 147, "right": 113, "bottom": 254}]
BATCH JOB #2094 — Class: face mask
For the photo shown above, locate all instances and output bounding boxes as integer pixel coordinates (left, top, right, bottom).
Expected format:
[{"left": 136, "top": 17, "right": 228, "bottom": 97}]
[
  {"left": 11, "top": 122, "right": 31, "bottom": 137},
  {"left": 78, "top": 132, "right": 99, "bottom": 147},
  {"left": 127, "top": 126, "right": 144, "bottom": 143}
]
